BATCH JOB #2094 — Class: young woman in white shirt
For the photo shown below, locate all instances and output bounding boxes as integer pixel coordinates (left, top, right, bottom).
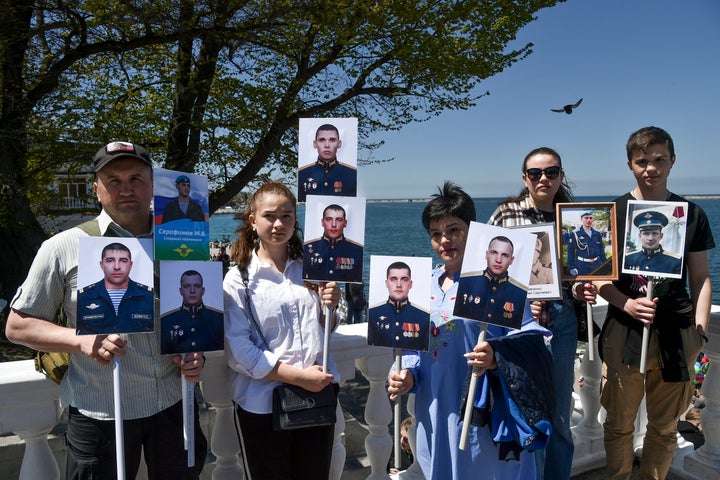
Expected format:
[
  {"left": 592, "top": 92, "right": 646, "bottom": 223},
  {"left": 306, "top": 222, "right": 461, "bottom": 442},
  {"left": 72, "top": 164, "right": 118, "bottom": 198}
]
[{"left": 224, "top": 181, "right": 342, "bottom": 479}]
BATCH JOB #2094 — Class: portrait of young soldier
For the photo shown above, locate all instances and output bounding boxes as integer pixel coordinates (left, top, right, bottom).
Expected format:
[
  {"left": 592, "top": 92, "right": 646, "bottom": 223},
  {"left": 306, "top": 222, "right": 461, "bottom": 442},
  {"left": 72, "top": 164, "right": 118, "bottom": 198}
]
[
  {"left": 454, "top": 235, "right": 527, "bottom": 328},
  {"left": 77, "top": 241, "right": 154, "bottom": 335},
  {"left": 161, "top": 269, "right": 224, "bottom": 354},
  {"left": 624, "top": 210, "right": 682, "bottom": 275},
  {"left": 297, "top": 122, "right": 357, "bottom": 202},
  {"left": 567, "top": 210, "right": 607, "bottom": 275},
  {"left": 7, "top": 141, "right": 207, "bottom": 478},
  {"left": 368, "top": 261, "right": 429, "bottom": 351},
  {"left": 161, "top": 174, "right": 206, "bottom": 223},
  {"left": 303, "top": 203, "right": 363, "bottom": 282}
]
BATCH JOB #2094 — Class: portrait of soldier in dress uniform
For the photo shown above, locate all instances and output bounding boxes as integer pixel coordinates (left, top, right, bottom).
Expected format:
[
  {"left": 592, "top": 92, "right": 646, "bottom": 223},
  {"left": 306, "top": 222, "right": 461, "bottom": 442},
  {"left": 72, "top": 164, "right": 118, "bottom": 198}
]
[
  {"left": 454, "top": 229, "right": 532, "bottom": 330},
  {"left": 368, "top": 260, "right": 431, "bottom": 351},
  {"left": 622, "top": 200, "right": 688, "bottom": 279},
  {"left": 303, "top": 196, "right": 365, "bottom": 283},
  {"left": 77, "top": 239, "right": 154, "bottom": 335},
  {"left": 557, "top": 202, "right": 618, "bottom": 281},
  {"left": 160, "top": 266, "right": 224, "bottom": 355},
  {"left": 567, "top": 210, "right": 607, "bottom": 276},
  {"left": 297, "top": 118, "right": 358, "bottom": 203}
]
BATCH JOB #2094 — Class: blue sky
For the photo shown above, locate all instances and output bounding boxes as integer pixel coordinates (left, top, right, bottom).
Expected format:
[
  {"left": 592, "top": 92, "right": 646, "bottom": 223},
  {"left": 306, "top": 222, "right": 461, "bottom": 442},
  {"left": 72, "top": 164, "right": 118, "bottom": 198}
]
[{"left": 359, "top": 0, "right": 720, "bottom": 200}]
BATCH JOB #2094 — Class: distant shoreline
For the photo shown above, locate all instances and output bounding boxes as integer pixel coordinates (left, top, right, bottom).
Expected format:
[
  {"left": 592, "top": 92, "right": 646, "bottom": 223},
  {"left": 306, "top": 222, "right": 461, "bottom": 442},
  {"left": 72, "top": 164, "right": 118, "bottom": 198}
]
[{"left": 40, "top": 194, "right": 720, "bottom": 231}]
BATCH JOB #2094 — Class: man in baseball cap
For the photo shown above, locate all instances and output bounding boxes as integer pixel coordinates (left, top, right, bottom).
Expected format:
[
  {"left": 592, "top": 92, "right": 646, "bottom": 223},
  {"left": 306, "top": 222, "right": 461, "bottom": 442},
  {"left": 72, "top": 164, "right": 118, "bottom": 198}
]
[{"left": 6, "top": 140, "right": 208, "bottom": 477}]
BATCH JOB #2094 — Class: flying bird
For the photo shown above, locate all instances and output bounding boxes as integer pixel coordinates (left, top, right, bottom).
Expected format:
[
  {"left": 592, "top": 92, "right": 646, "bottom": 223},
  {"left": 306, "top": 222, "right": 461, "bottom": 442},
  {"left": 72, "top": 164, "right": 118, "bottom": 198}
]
[{"left": 551, "top": 98, "right": 583, "bottom": 114}]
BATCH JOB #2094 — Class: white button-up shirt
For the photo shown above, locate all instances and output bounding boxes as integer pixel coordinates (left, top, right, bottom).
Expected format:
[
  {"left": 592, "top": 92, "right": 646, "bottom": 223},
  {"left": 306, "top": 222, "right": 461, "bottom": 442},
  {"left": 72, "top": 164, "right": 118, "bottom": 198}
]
[{"left": 223, "top": 251, "right": 339, "bottom": 414}]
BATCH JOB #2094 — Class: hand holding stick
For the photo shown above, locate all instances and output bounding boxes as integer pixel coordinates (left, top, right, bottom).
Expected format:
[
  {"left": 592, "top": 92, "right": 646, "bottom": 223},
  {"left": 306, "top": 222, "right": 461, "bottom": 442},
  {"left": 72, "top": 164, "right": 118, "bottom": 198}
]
[
  {"left": 639, "top": 279, "right": 655, "bottom": 374},
  {"left": 459, "top": 322, "right": 488, "bottom": 450},
  {"left": 113, "top": 357, "right": 126, "bottom": 480},
  {"left": 394, "top": 352, "right": 403, "bottom": 470}
]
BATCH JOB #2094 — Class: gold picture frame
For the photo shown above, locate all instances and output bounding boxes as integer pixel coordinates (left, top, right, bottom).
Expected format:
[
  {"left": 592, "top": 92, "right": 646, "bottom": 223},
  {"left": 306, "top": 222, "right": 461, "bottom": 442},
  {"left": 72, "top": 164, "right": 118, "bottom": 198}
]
[{"left": 556, "top": 202, "right": 619, "bottom": 281}]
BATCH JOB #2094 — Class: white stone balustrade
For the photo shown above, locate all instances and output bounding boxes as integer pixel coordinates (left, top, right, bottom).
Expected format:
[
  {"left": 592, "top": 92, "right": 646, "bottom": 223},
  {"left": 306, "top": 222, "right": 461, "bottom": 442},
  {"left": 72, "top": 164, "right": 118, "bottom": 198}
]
[{"left": 1, "top": 306, "right": 718, "bottom": 479}]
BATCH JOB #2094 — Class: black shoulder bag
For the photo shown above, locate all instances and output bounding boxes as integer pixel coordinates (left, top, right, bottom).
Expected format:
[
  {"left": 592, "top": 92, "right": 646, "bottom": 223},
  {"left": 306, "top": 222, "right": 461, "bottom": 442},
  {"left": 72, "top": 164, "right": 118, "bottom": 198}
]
[{"left": 239, "top": 267, "right": 338, "bottom": 431}]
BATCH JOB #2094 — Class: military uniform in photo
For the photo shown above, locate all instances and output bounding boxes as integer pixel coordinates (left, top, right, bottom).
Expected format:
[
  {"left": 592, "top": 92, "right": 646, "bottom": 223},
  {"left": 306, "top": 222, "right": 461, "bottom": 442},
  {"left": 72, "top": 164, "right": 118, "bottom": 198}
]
[
  {"left": 624, "top": 210, "right": 682, "bottom": 275},
  {"left": 161, "top": 303, "right": 224, "bottom": 354},
  {"left": 368, "top": 299, "right": 430, "bottom": 351},
  {"left": 77, "top": 280, "right": 154, "bottom": 335},
  {"left": 303, "top": 235, "right": 363, "bottom": 282},
  {"left": 297, "top": 158, "right": 357, "bottom": 202},
  {"left": 454, "top": 270, "right": 527, "bottom": 329},
  {"left": 162, "top": 197, "right": 205, "bottom": 223},
  {"left": 567, "top": 226, "right": 606, "bottom": 275}
]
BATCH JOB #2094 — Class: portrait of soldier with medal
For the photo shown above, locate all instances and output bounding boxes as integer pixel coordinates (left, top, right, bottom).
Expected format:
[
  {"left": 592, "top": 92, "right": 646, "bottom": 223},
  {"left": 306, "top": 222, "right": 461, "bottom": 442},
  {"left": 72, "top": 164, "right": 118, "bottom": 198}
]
[
  {"left": 622, "top": 200, "right": 687, "bottom": 279},
  {"left": 453, "top": 223, "right": 534, "bottom": 330},
  {"left": 302, "top": 195, "right": 366, "bottom": 283},
  {"left": 367, "top": 255, "right": 432, "bottom": 351},
  {"left": 159, "top": 260, "right": 224, "bottom": 355},
  {"left": 297, "top": 117, "right": 358, "bottom": 202}
]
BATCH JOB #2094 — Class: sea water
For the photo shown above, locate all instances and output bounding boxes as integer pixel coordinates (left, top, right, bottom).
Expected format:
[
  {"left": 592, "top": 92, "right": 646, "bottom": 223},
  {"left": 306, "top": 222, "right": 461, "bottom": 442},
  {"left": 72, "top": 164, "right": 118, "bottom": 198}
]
[{"left": 211, "top": 196, "right": 720, "bottom": 301}]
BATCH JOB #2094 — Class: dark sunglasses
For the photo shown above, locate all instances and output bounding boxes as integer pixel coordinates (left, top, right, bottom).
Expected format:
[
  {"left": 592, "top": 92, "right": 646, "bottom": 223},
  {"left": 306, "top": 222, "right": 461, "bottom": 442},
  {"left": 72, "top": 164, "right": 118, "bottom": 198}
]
[{"left": 525, "top": 166, "right": 561, "bottom": 181}]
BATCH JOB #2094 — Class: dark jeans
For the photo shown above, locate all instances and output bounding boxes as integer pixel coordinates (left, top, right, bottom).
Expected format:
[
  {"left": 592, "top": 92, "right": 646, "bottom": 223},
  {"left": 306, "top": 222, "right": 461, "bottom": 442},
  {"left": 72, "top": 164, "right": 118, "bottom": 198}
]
[
  {"left": 235, "top": 405, "right": 334, "bottom": 480},
  {"left": 66, "top": 400, "right": 207, "bottom": 480}
]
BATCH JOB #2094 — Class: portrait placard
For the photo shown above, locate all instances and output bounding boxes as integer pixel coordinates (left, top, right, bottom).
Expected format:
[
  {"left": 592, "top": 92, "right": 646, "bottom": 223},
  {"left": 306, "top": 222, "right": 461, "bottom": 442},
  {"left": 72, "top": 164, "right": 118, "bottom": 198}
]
[
  {"left": 511, "top": 223, "right": 562, "bottom": 300},
  {"left": 154, "top": 168, "right": 210, "bottom": 261},
  {"left": 302, "top": 195, "right": 366, "bottom": 283},
  {"left": 297, "top": 117, "right": 358, "bottom": 202},
  {"left": 556, "top": 202, "right": 618, "bottom": 281},
  {"left": 76, "top": 237, "right": 154, "bottom": 335},
  {"left": 453, "top": 222, "right": 535, "bottom": 330},
  {"left": 621, "top": 200, "right": 687, "bottom": 279},
  {"left": 159, "top": 261, "right": 224, "bottom": 355},
  {"left": 367, "top": 255, "right": 432, "bottom": 351}
]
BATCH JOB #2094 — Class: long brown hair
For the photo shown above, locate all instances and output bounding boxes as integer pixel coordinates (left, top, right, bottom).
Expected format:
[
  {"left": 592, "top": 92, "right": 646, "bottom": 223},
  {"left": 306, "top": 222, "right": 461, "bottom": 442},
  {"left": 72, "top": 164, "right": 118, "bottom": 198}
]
[{"left": 230, "top": 181, "right": 303, "bottom": 270}]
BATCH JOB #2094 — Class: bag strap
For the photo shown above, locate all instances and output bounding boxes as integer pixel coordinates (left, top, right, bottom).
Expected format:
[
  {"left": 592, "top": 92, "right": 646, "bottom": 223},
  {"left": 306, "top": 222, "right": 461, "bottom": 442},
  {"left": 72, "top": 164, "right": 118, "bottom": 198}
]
[
  {"left": 77, "top": 219, "right": 102, "bottom": 236},
  {"left": 239, "top": 266, "right": 270, "bottom": 350}
]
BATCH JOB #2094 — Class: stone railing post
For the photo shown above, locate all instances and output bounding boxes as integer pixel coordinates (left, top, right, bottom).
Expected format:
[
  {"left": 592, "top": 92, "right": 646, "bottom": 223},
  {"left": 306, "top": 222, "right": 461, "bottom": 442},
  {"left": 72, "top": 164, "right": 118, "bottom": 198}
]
[
  {"left": 396, "top": 393, "right": 424, "bottom": 479},
  {"left": 569, "top": 301, "right": 607, "bottom": 476},
  {"left": 0, "top": 359, "right": 61, "bottom": 480},
  {"left": 328, "top": 323, "right": 393, "bottom": 480},
  {"left": 200, "top": 351, "right": 243, "bottom": 480},
  {"left": 681, "top": 307, "right": 720, "bottom": 479}
]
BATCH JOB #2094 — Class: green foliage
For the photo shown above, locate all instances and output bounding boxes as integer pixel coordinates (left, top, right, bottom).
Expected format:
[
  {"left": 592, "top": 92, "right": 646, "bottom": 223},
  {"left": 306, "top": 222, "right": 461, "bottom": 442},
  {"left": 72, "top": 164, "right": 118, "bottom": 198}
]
[{"left": 16, "top": 0, "right": 562, "bottom": 211}]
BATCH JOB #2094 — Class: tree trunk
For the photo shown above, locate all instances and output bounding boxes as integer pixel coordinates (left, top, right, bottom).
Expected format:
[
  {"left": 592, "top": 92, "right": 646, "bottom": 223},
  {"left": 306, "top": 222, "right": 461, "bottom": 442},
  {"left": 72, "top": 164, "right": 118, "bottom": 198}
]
[{"left": 0, "top": 0, "right": 47, "bottom": 302}]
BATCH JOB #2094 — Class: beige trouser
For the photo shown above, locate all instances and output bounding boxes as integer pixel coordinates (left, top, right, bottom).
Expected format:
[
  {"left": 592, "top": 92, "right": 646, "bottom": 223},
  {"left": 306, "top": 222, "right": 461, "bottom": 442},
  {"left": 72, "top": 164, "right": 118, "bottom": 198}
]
[{"left": 600, "top": 319, "right": 703, "bottom": 480}]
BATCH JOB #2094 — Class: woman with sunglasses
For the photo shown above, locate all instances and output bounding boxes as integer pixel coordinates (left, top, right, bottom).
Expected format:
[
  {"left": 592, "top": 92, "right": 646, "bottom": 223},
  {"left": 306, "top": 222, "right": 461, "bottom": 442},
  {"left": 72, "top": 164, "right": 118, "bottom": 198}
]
[{"left": 488, "top": 147, "right": 596, "bottom": 480}]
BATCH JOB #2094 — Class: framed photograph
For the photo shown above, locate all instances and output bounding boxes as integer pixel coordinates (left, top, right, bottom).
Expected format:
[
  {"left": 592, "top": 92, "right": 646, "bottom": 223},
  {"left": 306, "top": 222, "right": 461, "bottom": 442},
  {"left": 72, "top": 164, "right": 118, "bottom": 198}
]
[
  {"left": 453, "top": 222, "right": 536, "bottom": 330},
  {"left": 367, "top": 255, "right": 432, "bottom": 351},
  {"left": 159, "top": 261, "right": 224, "bottom": 355},
  {"left": 302, "top": 195, "right": 366, "bottom": 283},
  {"left": 76, "top": 237, "right": 154, "bottom": 335},
  {"left": 297, "top": 117, "right": 358, "bottom": 202},
  {"left": 511, "top": 223, "right": 562, "bottom": 300},
  {"left": 556, "top": 202, "right": 618, "bottom": 281},
  {"left": 621, "top": 200, "right": 687, "bottom": 279}
]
